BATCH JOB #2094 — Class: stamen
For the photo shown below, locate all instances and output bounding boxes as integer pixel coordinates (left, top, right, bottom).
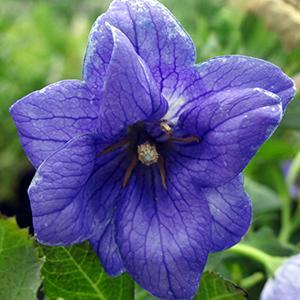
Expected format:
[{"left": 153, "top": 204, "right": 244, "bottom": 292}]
[
  {"left": 169, "top": 136, "right": 200, "bottom": 143},
  {"left": 158, "top": 156, "right": 167, "bottom": 190},
  {"left": 123, "top": 156, "right": 138, "bottom": 188},
  {"left": 160, "top": 121, "right": 173, "bottom": 135},
  {"left": 97, "top": 139, "right": 129, "bottom": 156},
  {"left": 137, "top": 142, "right": 159, "bottom": 166}
]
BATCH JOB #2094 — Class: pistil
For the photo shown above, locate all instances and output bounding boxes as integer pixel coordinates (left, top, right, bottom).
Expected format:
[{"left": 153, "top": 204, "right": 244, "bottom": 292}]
[{"left": 137, "top": 142, "right": 159, "bottom": 166}]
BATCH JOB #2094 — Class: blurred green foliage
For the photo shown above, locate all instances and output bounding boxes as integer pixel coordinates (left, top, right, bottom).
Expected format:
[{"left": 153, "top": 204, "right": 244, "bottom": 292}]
[{"left": 0, "top": 1, "right": 300, "bottom": 299}]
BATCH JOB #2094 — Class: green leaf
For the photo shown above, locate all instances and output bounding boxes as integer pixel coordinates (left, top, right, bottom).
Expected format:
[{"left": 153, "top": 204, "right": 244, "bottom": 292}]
[
  {"left": 195, "top": 271, "right": 248, "bottom": 300},
  {"left": 245, "top": 178, "right": 281, "bottom": 214},
  {"left": 0, "top": 218, "right": 43, "bottom": 300},
  {"left": 134, "top": 271, "right": 248, "bottom": 300},
  {"left": 242, "top": 227, "right": 298, "bottom": 256},
  {"left": 40, "top": 242, "right": 134, "bottom": 300},
  {"left": 135, "top": 284, "right": 155, "bottom": 300}
]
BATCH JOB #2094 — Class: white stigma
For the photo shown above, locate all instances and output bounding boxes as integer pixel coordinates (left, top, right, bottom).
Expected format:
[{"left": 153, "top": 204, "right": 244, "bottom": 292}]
[{"left": 137, "top": 142, "right": 159, "bottom": 166}]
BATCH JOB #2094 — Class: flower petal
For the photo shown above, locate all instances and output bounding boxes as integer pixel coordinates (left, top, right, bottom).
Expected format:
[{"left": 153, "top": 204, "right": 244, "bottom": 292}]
[
  {"left": 203, "top": 175, "right": 252, "bottom": 253},
  {"left": 176, "top": 55, "right": 295, "bottom": 116},
  {"left": 171, "top": 88, "right": 283, "bottom": 187},
  {"left": 28, "top": 134, "right": 97, "bottom": 245},
  {"left": 10, "top": 80, "right": 99, "bottom": 168},
  {"left": 262, "top": 254, "right": 300, "bottom": 300},
  {"left": 116, "top": 165, "right": 211, "bottom": 299},
  {"left": 83, "top": 0, "right": 196, "bottom": 96},
  {"left": 98, "top": 25, "right": 168, "bottom": 140},
  {"left": 87, "top": 150, "right": 130, "bottom": 276},
  {"left": 90, "top": 217, "right": 125, "bottom": 276}
]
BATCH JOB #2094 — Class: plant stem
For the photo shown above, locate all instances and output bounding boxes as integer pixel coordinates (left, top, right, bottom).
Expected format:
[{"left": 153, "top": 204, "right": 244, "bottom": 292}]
[
  {"left": 278, "top": 194, "right": 292, "bottom": 243},
  {"left": 240, "top": 272, "right": 265, "bottom": 289},
  {"left": 270, "top": 170, "right": 292, "bottom": 243},
  {"left": 280, "top": 150, "right": 300, "bottom": 241},
  {"left": 228, "top": 244, "right": 285, "bottom": 276},
  {"left": 287, "top": 150, "right": 300, "bottom": 188},
  {"left": 229, "top": 244, "right": 271, "bottom": 266}
]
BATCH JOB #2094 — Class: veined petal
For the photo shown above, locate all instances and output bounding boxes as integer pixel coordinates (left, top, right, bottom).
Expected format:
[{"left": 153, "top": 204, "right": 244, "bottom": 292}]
[
  {"left": 10, "top": 80, "right": 99, "bottom": 168},
  {"left": 203, "top": 175, "right": 252, "bottom": 253},
  {"left": 28, "top": 134, "right": 97, "bottom": 245},
  {"left": 86, "top": 150, "right": 130, "bottom": 276},
  {"left": 83, "top": 0, "right": 196, "bottom": 97},
  {"left": 175, "top": 55, "right": 295, "bottom": 117},
  {"left": 170, "top": 88, "right": 283, "bottom": 187},
  {"left": 261, "top": 254, "right": 300, "bottom": 300},
  {"left": 98, "top": 25, "right": 168, "bottom": 140},
  {"left": 116, "top": 165, "right": 211, "bottom": 299},
  {"left": 90, "top": 217, "right": 125, "bottom": 276}
]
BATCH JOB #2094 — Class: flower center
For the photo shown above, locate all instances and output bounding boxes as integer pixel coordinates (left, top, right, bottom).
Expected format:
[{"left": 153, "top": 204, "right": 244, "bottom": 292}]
[
  {"left": 137, "top": 142, "right": 159, "bottom": 166},
  {"left": 98, "top": 121, "right": 200, "bottom": 190}
]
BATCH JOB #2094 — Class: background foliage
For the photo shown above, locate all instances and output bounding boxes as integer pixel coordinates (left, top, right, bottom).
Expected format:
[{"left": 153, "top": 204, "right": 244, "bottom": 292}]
[{"left": 0, "top": 0, "right": 300, "bottom": 299}]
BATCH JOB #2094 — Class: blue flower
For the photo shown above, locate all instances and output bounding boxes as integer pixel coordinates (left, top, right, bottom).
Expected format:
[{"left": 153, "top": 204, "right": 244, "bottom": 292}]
[
  {"left": 10, "top": 0, "right": 295, "bottom": 298},
  {"left": 261, "top": 254, "right": 300, "bottom": 300}
]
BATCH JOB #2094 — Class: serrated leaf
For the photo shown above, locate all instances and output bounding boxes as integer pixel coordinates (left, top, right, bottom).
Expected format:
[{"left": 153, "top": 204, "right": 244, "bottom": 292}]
[
  {"left": 195, "top": 271, "right": 248, "bottom": 300},
  {"left": 40, "top": 242, "right": 134, "bottom": 300},
  {"left": 0, "top": 218, "right": 43, "bottom": 300}
]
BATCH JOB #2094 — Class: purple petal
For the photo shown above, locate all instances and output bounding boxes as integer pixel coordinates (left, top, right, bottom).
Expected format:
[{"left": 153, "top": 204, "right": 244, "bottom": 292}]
[
  {"left": 176, "top": 55, "right": 295, "bottom": 115},
  {"left": 10, "top": 80, "right": 99, "bottom": 168},
  {"left": 83, "top": 0, "right": 195, "bottom": 97},
  {"left": 98, "top": 25, "right": 168, "bottom": 140},
  {"left": 116, "top": 165, "right": 211, "bottom": 299},
  {"left": 90, "top": 217, "right": 125, "bottom": 276},
  {"left": 203, "top": 175, "right": 252, "bottom": 252},
  {"left": 87, "top": 150, "right": 130, "bottom": 276},
  {"left": 261, "top": 254, "right": 300, "bottom": 300},
  {"left": 28, "top": 134, "right": 96, "bottom": 245},
  {"left": 171, "top": 88, "right": 283, "bottom": 187}
]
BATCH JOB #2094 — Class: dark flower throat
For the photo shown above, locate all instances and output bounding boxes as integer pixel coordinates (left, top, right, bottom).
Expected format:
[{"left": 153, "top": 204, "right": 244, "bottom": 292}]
[{"left": 98, "top": 121, "right": 199, "bottom": 190}]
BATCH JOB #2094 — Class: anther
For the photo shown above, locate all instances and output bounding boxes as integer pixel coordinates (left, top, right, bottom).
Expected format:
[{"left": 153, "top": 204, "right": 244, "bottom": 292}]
[
  {"left": 160, "top": 121, "right": 173, "bottom": 135},
  {"left": 137, "top": 142, "right": 159, "bottom": 166}
]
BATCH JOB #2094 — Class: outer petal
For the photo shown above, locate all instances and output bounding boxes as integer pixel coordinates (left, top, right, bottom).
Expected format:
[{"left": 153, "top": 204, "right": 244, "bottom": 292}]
[
  {"left": 83, "top": 0, "right": 195, "bottom": 96},
  {"left": 98, "top": 25, "right": 168, "bottom": 140},
  {"left": 261, "top": 254, "right": 300, "bottom": 300},
  {"left": 28, "top": 134, "right": 96, "bottom": 245},
  {"left": 203, "top": 175, "right": 252, "bottom": 253},
  {"left": 172, "top": 88, "right": 283, "bottom": 187},
  {"left": 10, "top": 80, "right": 99, "bottom": 168},
  {"left": 176, "top": 55, "right": 295, "bottom": 116},
  {"left": 90, "top": 217, "right": 125, "bottom": 276},
  {"left": 86, "top": 150, "right": 130, "bottom": 276},
  {"left": 116, "top": 165, "right": 211, "bottom": 299}
]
